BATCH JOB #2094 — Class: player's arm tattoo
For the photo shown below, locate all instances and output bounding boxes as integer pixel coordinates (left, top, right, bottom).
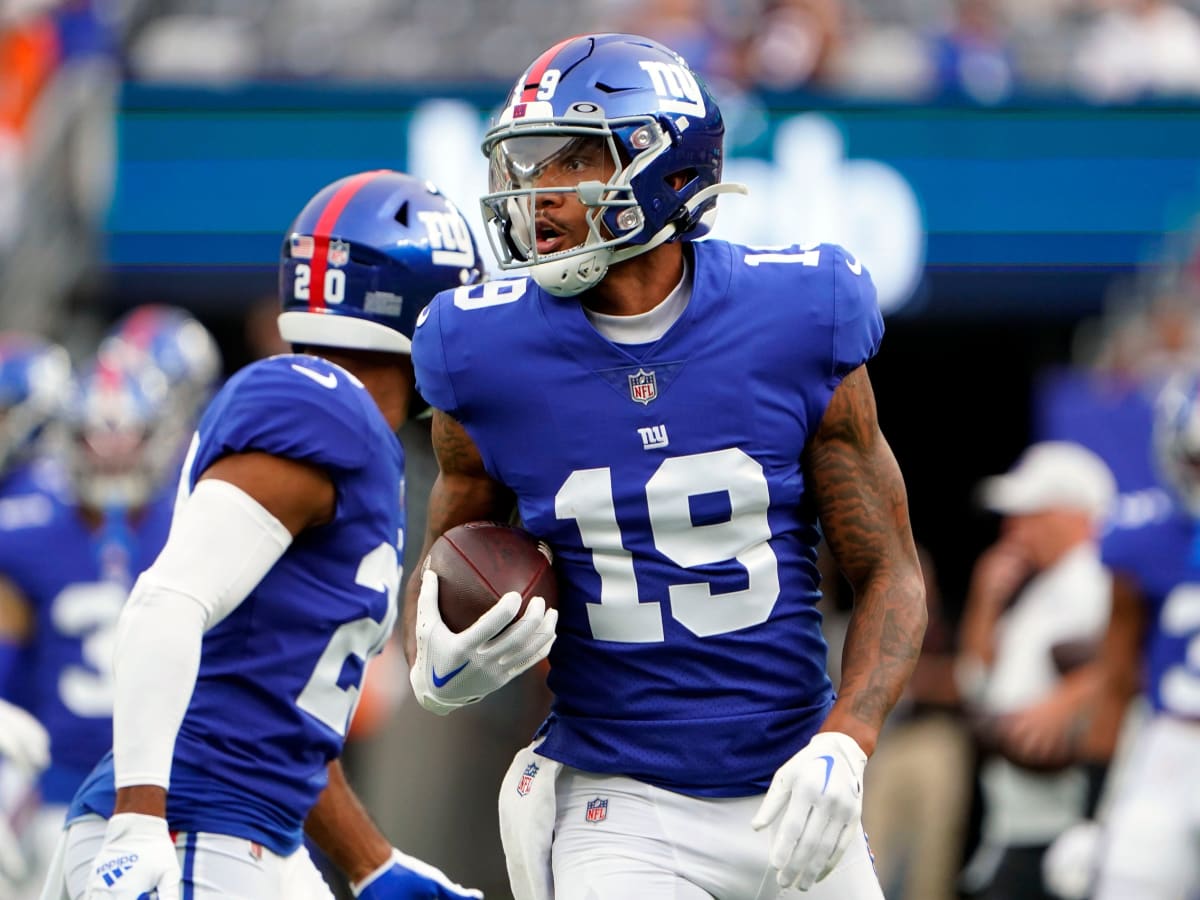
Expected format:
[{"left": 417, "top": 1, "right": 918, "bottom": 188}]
[
  {"left": 401, "top": 410, "right": 514, "bottom": 662},
  {"left": 805, "top": 365, "right": 927, "bottom": 755}
]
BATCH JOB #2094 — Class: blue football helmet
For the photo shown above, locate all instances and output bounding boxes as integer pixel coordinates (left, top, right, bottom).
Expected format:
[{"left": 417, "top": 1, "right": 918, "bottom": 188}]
[
  {"left": 100, "top": 304, "right": 221, "bottom": 422},
  {"left": 279, "top": 170, "right": 484, "bottom": 353},
  {"left": 480, "top": 33, "right": 746, "bottom": 297},
  {"left": 64, "top": 356, "right": 173, "bottom": 510},
  {"left": 0, "top": 333, "right": 72, "bottom": 479}
]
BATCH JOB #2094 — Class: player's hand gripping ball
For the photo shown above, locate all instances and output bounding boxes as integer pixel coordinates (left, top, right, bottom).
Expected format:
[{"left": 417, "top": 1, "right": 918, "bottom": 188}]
[
  {"left": 410, "top": 522, "right": 559, "bottom": 716},
  {"left": 427, "top": 522, "right": 558, "bottom": 632}
]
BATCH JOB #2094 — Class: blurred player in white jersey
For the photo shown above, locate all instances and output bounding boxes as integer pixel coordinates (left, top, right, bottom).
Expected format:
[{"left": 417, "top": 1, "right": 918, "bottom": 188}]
[
  {"left": 46, "top": 170, "right": 490, "bottom": 900},
  {"left": 404, "top": 33, "right": 926, "bottom": 900}
]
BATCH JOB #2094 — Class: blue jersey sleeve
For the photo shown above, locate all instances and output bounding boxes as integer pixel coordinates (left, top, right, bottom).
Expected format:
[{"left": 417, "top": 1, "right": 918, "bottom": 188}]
[
  {"left": 191, "top": 356, "right": 372, "bottom": 482},
  {"left": 829, "top": 245, "right": 884, "bottom": 379},
  {"left": 411, "top": 290, "right": 461, "bottom": 419}
]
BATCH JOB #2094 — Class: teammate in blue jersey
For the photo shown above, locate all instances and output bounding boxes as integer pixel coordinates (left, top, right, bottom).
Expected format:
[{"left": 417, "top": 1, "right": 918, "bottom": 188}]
[
  {"left": 1072, "top": 372, "right": 1200, "bottom": 900},
  {"left": 0, "top": 355, "right": 179, "bottom": 900},
  {"left": 404, "top": 33, "right": 927, "bottom": 900},
  {"left": 49, "top": 171, "right": 490, "bottom": 900},
  {"left": 0, "top": 334, "right": 71, "bottom": 896}
]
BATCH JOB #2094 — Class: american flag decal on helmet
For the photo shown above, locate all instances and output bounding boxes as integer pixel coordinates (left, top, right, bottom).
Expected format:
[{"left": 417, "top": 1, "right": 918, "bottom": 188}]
[
  {"left": 290, "top": 235, "right": 314, "bottom": 259},
  {"left": 517, "top": 761, "right": 539, "bottom": 797}
]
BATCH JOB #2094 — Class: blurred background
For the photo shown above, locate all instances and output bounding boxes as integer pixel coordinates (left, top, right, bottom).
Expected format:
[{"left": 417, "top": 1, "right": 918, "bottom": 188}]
[{"left": 6, "top": 0, "right": 1200, "bottom": 897}]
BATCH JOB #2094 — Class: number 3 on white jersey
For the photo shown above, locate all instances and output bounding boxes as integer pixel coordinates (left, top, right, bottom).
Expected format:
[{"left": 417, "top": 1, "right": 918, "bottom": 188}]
[{"left": 556, "top": 448, "right": 780, "bottom": 642}]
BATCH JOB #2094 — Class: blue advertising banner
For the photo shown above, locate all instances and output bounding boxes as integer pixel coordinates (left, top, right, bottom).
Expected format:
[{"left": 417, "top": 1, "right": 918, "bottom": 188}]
[{"left": 108, "top": 85, "right": 1200, "bottom": 318}]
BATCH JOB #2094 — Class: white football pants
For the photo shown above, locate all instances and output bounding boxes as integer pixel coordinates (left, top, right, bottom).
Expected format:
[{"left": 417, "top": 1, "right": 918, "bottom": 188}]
[
  {"left": 499, "top": 743, "right": 883, "bottom": 900},
  {"left": 49, "top": 814, "right": 335, "bottom": 900},
  {"left": 1093, "top": 715, "right": 1200, "bottom": 900}
]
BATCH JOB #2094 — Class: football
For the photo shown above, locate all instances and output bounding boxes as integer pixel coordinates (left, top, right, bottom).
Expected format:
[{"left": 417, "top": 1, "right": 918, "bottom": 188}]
[{"left": 426, "top": 521, "right": 558, "bottom": 633}]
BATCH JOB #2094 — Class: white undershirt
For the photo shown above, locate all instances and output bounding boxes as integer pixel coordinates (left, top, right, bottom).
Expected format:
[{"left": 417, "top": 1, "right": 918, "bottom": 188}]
[{"left": 584, "top": 257, "right": 692, "bottom": 345}]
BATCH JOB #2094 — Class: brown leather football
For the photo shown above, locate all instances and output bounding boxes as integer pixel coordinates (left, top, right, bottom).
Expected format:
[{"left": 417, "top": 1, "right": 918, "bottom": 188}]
[{"left": 426, "top": 521, "right": 558, "bottom": 633}]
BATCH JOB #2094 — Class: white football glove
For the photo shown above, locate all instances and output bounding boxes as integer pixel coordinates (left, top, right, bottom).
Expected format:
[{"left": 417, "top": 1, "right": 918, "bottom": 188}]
[
  {"left": 352, "top": 847, "right": 483, "bottom": 899},
  {"left": 751, "top": 731, "right": 867, "bottom": 891},
  {"left": 1042, "top": 819, "right": 1102, "bottom": 900},
  {"left": 410, "top": 568, "right": 557, "bottom": 716},
  {"left": 83, "top": 813, "right": 180, "bottom": 900},
  {"left": 0, "top": 698, "right": 49, "bottom": 774}
]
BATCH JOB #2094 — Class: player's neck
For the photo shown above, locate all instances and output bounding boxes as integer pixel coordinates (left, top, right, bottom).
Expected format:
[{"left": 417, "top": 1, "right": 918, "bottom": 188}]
[
  {"left": 320, "top": 349, "right": 413, "bottom": 431},
  {"left": 582, "top": 243, "right": 685, "bottom": 317}
]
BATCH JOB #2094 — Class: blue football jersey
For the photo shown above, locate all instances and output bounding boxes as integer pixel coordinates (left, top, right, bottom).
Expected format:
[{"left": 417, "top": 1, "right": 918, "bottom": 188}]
[
  {"left": 1102, "top": 488, "right": 1200, "bottom": 718},
  {"left": 413, "top": 240, "right": 883, "bottom": 796},
  {"left": 0, "top": 461, "right": 175, "bottom": 804},
  {"left": 70, "top": 354, "right": 403, "bottom": 854}
]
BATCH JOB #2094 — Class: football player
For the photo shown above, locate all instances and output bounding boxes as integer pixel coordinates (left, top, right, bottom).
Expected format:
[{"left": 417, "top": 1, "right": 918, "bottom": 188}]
[
  {"left": 49, "top": 171, "right": 489, "bottom": 899},
  {"left": 1078, "top": 371, "right": 1200, "bottom": 899},
  {"left": 404, "top": 33, "right": 926, "bottom": 900},
  {"left": 0, "top": 352, "right": 178, "bottom": 900},
  {"left": 0, "top": 334, "right": 71, "bottom": 896}
]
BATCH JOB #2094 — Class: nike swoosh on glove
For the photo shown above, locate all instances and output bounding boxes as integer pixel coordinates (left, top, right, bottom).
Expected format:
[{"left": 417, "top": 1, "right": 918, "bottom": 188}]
[
  {"left": 83, "top": 813, "right": 180, "bottom": 899},
  {"left": 410, "top": 567, "right": 556, "bottom": 716},
  {"left": 751, "top": 731, "right": 867, "bottom": 891},
  {"left": 0, "top": 698, "right": 49, "bottom": 774},
  {"left": 352, "top": 847, "right": 483, "bottom": 899}
]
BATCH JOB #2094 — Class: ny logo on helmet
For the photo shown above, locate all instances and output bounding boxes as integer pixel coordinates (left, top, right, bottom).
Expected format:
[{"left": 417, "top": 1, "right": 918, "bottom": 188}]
[
  {"left": 638, "top": 61, "right": 705, "bottom": 117},
  {"left": 418, "top": 210, "right": 477, "bottom": 268}
]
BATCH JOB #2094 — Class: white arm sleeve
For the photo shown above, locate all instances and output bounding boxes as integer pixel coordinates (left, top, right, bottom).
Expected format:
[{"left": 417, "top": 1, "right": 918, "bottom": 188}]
[{"left": 113, "top": 478, "right": 294, "bottom": 789}]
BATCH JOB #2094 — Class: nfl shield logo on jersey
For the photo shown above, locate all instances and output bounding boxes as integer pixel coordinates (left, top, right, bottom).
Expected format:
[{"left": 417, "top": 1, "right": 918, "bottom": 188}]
[
  {"left": 585, "top": 797, "right": 608, "bottom": 823},
  {"left": 517, "top": 761, "right": 539, "bottom": 797},
  {"left": 628, "top": 369, "right": 657, "bottom": 405},
  {"left": 328, "top": 239, "right": 351, "bottom": 267}
]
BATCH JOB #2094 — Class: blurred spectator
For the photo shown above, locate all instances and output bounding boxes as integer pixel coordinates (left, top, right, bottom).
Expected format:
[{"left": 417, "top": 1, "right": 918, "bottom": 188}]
[
  {"left": 956, "top": 441, "right": 1116, "bottom": 900},
  {"left": 742, "top": 0, "right": 843, "bottom": 89},
  {"left": 607, "top": 0, "right": 739, "bottom": 83},
  {"left": 1072, "top": 0, "right": 1200, "bottom": 101},
  {"left": 862, "top": 545, "right": 973, "bottom": 900},
  {"left": 928, "top": 0, "right": 1016, "bottom": 103},
  {"left": 0, "top": 0, "right": 118, "bottom": 335}
]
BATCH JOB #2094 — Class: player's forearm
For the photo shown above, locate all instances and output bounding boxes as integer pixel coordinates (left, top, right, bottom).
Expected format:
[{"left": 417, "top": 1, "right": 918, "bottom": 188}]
[
  {"left": 305, "top": 760, "right": 392, "bottom": 884},
  {"left": 110, "top": 581, "right": 206, "bottom": 792},
  {"left": 822, "top": 573, "right": 926, "bottom": 756}
]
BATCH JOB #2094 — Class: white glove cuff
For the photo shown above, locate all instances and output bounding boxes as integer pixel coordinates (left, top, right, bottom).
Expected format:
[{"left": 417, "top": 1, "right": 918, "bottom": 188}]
[{"left": 350, "top": 852, "right": 395, "bottom": 896}]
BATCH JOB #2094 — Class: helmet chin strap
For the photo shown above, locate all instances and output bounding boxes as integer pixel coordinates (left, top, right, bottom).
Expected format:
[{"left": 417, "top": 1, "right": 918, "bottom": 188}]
[{"left": 532, "top": 182, "right": 749, "bottom": 298}]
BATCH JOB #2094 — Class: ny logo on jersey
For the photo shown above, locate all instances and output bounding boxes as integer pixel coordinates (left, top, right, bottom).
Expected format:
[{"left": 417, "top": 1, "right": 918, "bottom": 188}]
[
  {"left": 638, "top": 60, "right": 706, "bottom": 117},
  {"left": 638, "top": 425, "right": 669, "bottom": 450},
  {"left": 417, "top": 210, "right": 477, "bottom": 268},
  {"left": 585, "top": 797, "right": 608, "bottom": 823},
  {"left": 628, "top": 368, "right": 658, "bottom": 405}
]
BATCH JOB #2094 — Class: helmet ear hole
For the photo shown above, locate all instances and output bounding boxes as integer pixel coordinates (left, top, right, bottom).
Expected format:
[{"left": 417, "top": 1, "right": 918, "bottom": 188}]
[{"left": 667, "top": 169, "right": 695, "bottom": 191}]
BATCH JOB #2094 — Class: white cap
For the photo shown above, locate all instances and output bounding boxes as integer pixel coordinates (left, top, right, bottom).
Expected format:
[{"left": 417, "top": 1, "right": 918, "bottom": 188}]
[{"left": 979, "top": 441, "right": 1116, "bottom": 523}]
